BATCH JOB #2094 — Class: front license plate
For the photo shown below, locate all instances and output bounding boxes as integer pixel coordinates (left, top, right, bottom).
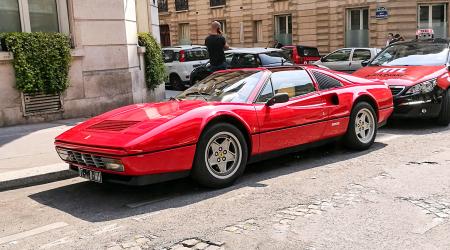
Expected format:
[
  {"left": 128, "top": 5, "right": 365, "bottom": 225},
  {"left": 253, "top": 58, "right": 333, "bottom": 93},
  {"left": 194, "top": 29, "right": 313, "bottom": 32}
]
[{"left": 78, "top": 168, "right": 102, "bottom": 183}]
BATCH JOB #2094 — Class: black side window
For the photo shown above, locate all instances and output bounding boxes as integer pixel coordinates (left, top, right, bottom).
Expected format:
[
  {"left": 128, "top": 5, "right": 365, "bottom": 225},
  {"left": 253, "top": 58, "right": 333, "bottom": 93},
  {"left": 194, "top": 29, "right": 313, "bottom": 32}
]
[
  {"left": 163, "top": 50, "right": 174, "bottom": 63},
  {"left": 312, "top": 71, "right": 343, "bottom": 90},
  {"left": 231, "top": 54, "right": 258, "bottom": 68}
]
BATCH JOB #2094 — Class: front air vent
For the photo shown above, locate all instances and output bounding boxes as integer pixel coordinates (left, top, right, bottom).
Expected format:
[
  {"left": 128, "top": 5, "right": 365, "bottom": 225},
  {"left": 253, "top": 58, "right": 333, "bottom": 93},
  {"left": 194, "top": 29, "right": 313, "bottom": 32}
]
[
  {"left": 21, "top": 93, "right": 63, "bottom": 116},
  {"left": 88, "top": 120, "right": 140, "bottom": 132}
]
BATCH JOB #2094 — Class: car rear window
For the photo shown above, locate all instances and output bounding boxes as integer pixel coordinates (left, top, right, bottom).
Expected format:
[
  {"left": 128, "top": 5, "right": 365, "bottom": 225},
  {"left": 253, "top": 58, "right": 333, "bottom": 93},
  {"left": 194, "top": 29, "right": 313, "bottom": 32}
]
[
  {"left": 185, "top": 49, "right": 209, "bottom": 61},
  {"left": 298, "top": 47, "right": 320, "bottom": 57}
]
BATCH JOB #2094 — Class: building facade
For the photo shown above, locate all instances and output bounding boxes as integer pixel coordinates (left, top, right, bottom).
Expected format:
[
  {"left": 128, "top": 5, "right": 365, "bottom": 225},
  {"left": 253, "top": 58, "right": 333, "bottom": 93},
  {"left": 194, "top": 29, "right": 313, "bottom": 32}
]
[
  {"left": 158, "top": 0, "right": 449, "bottom": 53},
  {"left": 0, "top": 0, "right": 162, "bottom": 127}
]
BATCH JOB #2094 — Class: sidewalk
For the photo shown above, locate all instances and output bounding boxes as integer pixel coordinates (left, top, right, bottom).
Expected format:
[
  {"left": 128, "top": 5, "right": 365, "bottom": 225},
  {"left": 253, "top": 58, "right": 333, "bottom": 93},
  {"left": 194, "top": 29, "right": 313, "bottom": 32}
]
[
  {"left": 0, "top": 118, "right": 85, "bottom": 190},
  {"left": 0, "top": 91, "right": 181, "bottom": 191}
]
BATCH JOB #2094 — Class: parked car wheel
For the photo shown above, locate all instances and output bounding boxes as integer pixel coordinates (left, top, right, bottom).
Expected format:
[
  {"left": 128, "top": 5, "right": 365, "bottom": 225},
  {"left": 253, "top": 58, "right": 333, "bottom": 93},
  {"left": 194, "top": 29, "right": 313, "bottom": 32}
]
[
  {"left": 437, "top": 89, "right": 450, "bottom": 126},
  {"left": 192, "top": 123, "right": 248, "bottom": 188},
  {"left": 344, "top": 102, "right": 377, "bottom": 150},
  {"left": 169, "top": 74, "right": 184, "bottom": 90}
]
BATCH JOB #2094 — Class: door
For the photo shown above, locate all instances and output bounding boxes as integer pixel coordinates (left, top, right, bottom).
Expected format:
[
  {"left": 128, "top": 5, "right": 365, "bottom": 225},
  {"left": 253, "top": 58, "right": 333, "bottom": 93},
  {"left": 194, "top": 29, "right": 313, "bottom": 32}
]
[
  {"left": 159, "top": 25, "right": 171, "bottom": 47},
  {"left": 254, "top": 70, "right": 327, "bottom": 154},
  {"left": 349, "top": 49, "right": 372, "bottom": 71},
  {"left": 346, "top": 8, "right": 369, "bottom": 47},
  {"left": 320, "top": 49, "right": 353, "bottom": 72}
]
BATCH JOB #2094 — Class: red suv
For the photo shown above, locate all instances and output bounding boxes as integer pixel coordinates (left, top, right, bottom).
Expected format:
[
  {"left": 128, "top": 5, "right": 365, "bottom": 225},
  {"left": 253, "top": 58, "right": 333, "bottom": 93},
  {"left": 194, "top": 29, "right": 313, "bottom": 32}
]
[{"left": 282, "top": 45, "right": 321, "bottom": 64}]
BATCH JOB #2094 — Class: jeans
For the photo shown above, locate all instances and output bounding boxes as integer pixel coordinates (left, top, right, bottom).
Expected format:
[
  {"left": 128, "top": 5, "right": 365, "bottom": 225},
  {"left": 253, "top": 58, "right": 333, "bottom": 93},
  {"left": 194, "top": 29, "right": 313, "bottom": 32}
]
[{"left": 210, "top": 62, "right": 228, "bottom": 72}]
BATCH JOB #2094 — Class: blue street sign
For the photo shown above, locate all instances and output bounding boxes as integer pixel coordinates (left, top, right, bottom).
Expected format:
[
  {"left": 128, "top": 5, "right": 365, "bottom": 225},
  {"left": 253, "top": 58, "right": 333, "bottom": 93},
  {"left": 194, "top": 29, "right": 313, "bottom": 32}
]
[{"left": 376, "top": 7, "right": 388, "bottom": 19}]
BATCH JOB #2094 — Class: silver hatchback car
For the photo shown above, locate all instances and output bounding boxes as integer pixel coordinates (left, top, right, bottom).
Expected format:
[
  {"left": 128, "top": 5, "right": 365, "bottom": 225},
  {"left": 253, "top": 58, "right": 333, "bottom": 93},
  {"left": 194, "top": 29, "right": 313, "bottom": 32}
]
[{"left": 314, "top": 48, "right": 381, "bottom": 73}]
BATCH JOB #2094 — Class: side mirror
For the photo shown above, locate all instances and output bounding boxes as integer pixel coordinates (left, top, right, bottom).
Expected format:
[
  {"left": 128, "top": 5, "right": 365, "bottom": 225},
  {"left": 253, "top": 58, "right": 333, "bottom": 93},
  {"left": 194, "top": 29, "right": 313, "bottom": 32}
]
[
  {"left": 266, "top": 93, "right": 289, "bottom": 106},
  {"left": 361, "top": 60, "right": 370, "bottom": 67},
  {"left": 320, "top": 57, "right": 325, "bottom": 62}
]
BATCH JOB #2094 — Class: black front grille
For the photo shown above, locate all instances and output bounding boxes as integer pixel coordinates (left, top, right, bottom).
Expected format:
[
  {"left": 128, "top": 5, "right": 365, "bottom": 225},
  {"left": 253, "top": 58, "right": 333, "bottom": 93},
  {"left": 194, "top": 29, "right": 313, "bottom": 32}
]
[
  {"left": 64, "top": 149, "right": 106, "bottom": 169},
  {"left": 390, "top": 86, "right": 405, "bottom": 96}
]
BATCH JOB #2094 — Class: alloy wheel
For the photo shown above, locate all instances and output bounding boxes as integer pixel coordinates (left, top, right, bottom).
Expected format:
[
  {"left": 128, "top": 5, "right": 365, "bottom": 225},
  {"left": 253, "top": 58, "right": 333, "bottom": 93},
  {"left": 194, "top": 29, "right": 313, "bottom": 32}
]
[
  {"left": 354, "top": 108, "right": 375, "bottom": 144},
  {"left": 204, "top": 131, "right": 242, "bottom": 179}
]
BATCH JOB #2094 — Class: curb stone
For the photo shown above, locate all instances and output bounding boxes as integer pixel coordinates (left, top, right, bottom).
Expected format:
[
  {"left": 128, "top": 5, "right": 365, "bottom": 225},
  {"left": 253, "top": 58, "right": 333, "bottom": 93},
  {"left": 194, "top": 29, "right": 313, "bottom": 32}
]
[{"left": 0, "top": 163, "right": 76, "bottom": 191}]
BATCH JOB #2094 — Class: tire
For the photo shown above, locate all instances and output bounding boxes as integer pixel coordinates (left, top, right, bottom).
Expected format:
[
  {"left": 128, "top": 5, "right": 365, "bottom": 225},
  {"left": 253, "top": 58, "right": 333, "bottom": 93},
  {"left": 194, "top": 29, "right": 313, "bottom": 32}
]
[
  {"left": 191, "top": 123, "right": 248, "bottom": 188},
  {"left": 169, "top": 74, "right": 184, "bottom": 90},
  {"left": 437, "top": 89, "right": 450, "bottom": 126},
  {"left": 344, "top": 102, "right": 378, "bottom": 150}
]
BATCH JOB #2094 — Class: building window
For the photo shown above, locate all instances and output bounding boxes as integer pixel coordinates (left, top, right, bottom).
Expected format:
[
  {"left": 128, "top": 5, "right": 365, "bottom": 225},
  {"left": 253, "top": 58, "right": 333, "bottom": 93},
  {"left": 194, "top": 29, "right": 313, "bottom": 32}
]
[
  {"left": 217, "top": 20, "right": 227, "bottom": 36},
  {"left": 274, "top": 15, "right": 292, "bottom": 46},
  {"left": 0, "top": 0, "right": 69, "bottom": 33},
  {"left": 210, "top": 0, "right": 225, "bottom": 7},
  {"left": 178, "top": 23, "right": 190, "bottom": 45},
  {"left": 175, "top": 0, "right": 188, "bottom": 11},
  {"left": 160, "top": 24, "right": 171, "bottom": 47},
  {"left": 346, "top": 8, "right": 369, "bottom": 47},
  {"left": 158, "top": 0, "right": 168, "bottom": 12},
  {"left": 254, "top": 20, "right": 263, "bottom": 43},
  {"left": 418, "top": 4, "right": 448, "bottom": 38},
  {"left": 0, "top": 0, "right": 21, "bottom": 32}
]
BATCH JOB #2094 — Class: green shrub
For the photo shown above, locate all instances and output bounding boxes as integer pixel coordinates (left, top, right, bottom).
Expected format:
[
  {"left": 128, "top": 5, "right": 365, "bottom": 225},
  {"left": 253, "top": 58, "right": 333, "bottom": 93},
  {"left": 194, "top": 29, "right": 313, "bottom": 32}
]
[
  {"left": 138, "top": 33, "right": 166, "bottom": 90},
  {"left": 1, "top": 32, "right": 71, "bottom": 94}
]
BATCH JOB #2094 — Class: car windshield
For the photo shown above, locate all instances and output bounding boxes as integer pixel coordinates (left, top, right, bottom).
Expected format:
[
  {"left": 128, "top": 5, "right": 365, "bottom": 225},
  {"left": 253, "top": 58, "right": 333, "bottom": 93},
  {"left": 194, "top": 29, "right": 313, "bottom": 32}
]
[
  {"left": 369, "top": 43, "right": 449, "bottom": 66},
  {"left": 177, "top": 70, "right": 264, "bottom": 103},
  {"left": 259, "top": 51, "right": 292, "bottom": 65}
]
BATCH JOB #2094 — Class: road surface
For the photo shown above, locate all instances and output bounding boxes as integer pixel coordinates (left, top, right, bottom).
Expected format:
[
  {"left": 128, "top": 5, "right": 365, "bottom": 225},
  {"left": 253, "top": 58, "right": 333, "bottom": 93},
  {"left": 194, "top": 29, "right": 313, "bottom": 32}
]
[{"left": 0, "top": 120, "right": 449, "bottom": 250}]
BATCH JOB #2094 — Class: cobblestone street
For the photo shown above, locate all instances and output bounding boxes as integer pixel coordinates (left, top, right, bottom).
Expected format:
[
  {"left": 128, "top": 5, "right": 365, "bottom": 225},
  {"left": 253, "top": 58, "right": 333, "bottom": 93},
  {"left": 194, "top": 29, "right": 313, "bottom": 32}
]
[{"left": 1, "top": 120, "right": 450, "bottom": 250}]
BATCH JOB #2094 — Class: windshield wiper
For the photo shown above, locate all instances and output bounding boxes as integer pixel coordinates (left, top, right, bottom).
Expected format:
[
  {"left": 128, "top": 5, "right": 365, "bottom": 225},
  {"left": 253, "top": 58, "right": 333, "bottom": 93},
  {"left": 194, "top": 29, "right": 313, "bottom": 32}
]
[{"left": 184, "top": 91, "right": 209, "bottom": 101}]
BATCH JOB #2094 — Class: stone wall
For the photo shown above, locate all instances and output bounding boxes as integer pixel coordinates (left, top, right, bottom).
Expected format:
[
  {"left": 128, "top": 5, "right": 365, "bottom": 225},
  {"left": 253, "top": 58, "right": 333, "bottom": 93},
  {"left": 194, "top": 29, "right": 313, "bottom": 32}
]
[
  {"left": 159, "top": 0, "right": 450, "bottom": 53},
  {"left": 0, "top": 0, "right": 164, "bottom": 127}
]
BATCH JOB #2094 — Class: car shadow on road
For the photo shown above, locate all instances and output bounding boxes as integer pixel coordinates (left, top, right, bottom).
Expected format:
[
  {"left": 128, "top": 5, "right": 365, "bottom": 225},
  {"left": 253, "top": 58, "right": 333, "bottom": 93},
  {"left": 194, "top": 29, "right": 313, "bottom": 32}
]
[
  {"left": 29, "top": 141, "right": 387, "bottom": 223},
  {"left": 381, "top": 119, "right": 450, "bottom": 136}
]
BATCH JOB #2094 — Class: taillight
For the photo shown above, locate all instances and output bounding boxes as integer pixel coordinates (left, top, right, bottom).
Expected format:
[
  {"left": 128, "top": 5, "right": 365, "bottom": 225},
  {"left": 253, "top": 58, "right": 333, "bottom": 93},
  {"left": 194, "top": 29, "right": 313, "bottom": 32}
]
[
  {"left": 179, "top": 50, "right": 185, "bottom": 62},
  {"left": 295, "top": 55, "right": 301, "bottom": 64}
]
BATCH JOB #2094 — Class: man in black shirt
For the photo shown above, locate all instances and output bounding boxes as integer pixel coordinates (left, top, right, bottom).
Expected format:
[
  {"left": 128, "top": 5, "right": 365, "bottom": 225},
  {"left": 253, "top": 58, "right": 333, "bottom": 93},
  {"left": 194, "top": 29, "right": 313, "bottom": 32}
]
[{"left": 205, "top": 21, "right": 229, "bottom": 72}]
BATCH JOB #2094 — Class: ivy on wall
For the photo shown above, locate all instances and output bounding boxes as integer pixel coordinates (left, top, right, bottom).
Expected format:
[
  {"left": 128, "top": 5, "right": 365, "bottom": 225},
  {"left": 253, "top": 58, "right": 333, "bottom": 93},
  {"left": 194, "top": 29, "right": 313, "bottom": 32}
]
[
  {"left": 0, "top": 32, "right": 71, "bottom": 94},
  {"left": 138, "top": 33, "right": 166, "bottom": 90}
]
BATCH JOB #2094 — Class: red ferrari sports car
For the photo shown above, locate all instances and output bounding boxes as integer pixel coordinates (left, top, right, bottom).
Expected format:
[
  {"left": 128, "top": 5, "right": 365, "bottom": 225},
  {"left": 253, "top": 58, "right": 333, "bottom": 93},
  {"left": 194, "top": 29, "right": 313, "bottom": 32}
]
[
  {"left": 353, "top": 36, "right": 450, "bottom": 125},
  {"left": 55, "top": 66, "right": 393, "bottom": 188}
]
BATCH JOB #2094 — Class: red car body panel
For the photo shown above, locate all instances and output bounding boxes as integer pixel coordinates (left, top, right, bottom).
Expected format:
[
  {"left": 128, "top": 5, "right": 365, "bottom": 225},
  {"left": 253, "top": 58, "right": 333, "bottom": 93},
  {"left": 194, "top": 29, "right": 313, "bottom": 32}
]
[
  {"left": 55, "top": 67, "right": 393, "bottom": 180},
  {"left": 353, "top": 65, "right": 450, "bottom": 89}
]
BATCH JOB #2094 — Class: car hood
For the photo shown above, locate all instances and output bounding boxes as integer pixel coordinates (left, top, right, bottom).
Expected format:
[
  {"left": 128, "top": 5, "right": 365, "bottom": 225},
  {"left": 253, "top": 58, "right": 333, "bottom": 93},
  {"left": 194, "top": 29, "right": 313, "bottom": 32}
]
[
  {"left": 55, "top": 100, "right": 208, "bottom": 153},
  {"left": 353, "top": 66, "right": 447, "bottom": 86}
]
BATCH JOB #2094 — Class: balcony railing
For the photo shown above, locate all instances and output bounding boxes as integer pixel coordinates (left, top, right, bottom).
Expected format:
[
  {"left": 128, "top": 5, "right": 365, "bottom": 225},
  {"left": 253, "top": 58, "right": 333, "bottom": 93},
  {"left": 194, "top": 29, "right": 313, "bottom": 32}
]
[
  {"left": 175, "top": 0, "right": 188, "bottom": 11},
  {"left": 158, "top": 0, "right": 168, "bottom": 12},
  {"left": 210, "top": 0, "right": 225, "bottom": 7}
]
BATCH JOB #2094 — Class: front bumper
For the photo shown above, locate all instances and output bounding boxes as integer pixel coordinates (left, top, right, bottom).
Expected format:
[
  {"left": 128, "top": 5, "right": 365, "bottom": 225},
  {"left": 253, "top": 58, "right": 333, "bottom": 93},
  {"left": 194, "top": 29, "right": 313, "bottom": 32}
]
[
  {"left": 392, "top": 87, "right": 444, "bottom": 119},
  {"left": 55, "top": 143, "right": 196, "bottom": 185}
]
